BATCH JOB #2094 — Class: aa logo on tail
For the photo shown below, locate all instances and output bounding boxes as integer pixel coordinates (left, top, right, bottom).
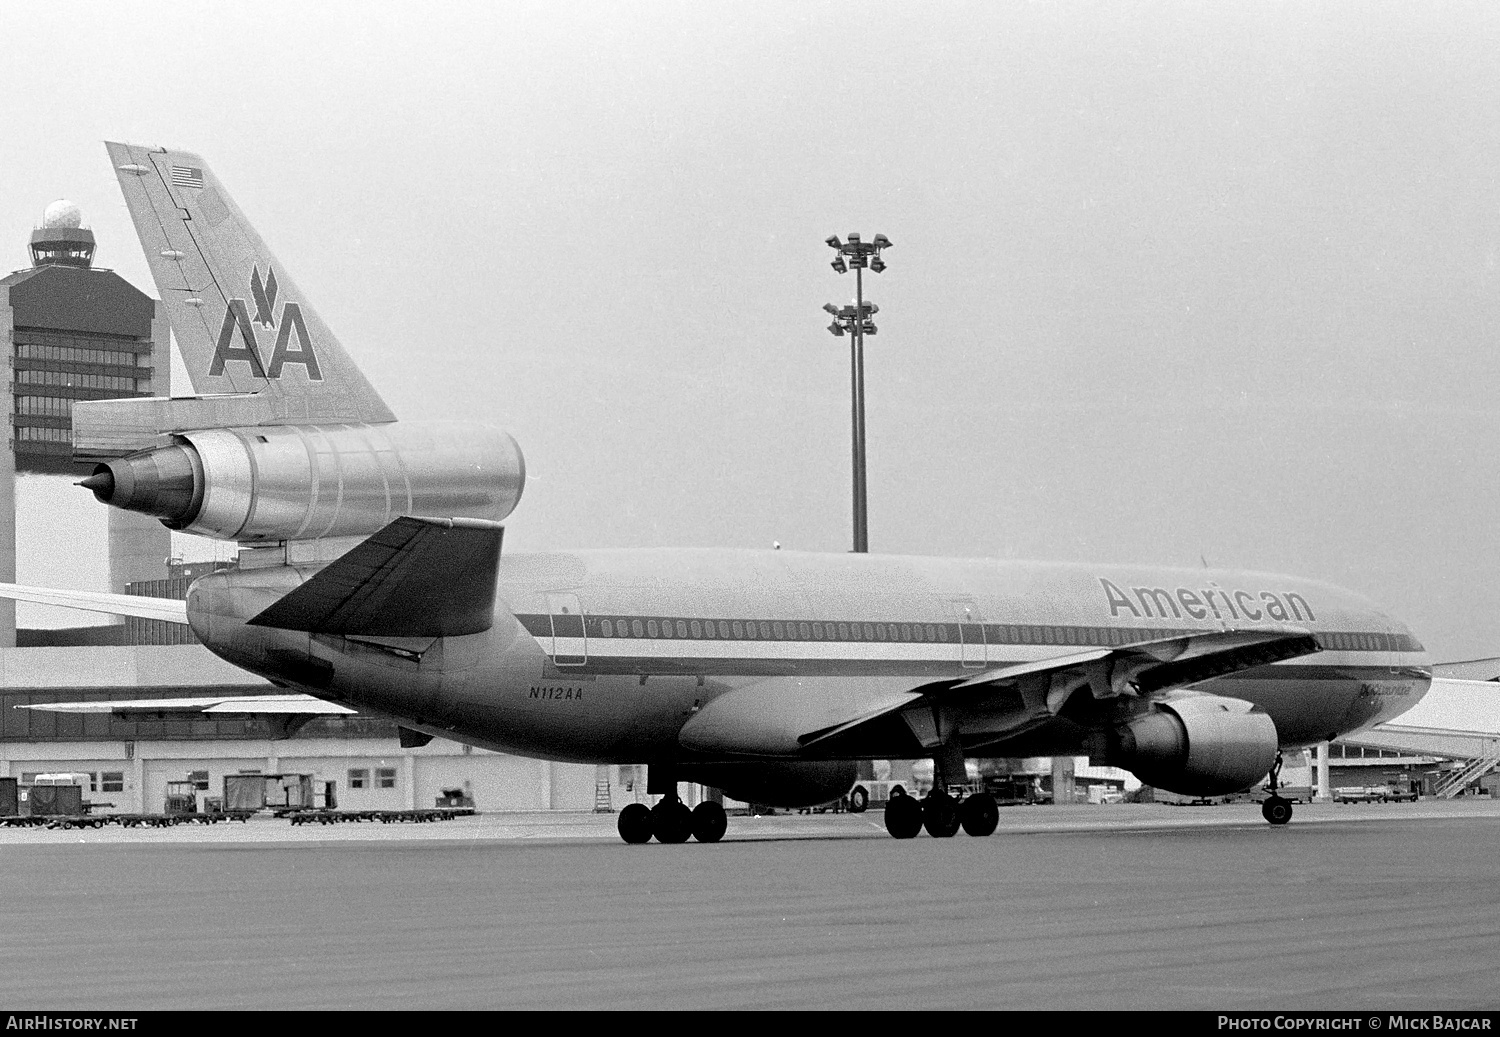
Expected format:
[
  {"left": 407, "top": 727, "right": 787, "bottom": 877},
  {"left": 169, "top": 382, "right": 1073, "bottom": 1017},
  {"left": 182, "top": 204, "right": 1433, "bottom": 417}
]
[{"left": 210, "top": 265, "right": 323, "bottom": 380}]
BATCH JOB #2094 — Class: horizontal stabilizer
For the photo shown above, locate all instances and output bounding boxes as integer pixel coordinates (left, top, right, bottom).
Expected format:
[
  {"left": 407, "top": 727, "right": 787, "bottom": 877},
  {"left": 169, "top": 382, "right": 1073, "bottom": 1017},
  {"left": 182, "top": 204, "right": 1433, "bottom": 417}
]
[
  {"left": 18, "top": 693, "right": 356, "bottom": 741},
  {"left": 18, "top": 695, "right": 355, "bottom": 717},
  {"left": 0, "top": 583, "right": 188, "bottom": 624},
  {"left": 248, "top": 516, "right": 503, "bottom": 637}
]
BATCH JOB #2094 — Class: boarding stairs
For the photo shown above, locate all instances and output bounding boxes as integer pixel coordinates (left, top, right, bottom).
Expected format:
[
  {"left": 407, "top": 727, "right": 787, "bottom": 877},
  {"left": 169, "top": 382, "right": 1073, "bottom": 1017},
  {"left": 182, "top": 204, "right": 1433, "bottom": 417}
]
[
  {"left": 593, "top": 778, "right": 614, "bottom": 814},
  {"left": 1433, "top": 754, "right": 1500, "bottom": 799}
]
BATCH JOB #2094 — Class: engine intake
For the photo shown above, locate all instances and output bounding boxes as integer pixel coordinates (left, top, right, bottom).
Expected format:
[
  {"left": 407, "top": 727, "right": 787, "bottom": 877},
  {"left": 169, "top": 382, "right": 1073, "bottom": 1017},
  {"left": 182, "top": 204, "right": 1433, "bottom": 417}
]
[
  {"left": 1107, "top": 694, "right": 1279, "bottom": 796},
  {"left": 81, "top": 420, "right": 525, "bottom": 542}
]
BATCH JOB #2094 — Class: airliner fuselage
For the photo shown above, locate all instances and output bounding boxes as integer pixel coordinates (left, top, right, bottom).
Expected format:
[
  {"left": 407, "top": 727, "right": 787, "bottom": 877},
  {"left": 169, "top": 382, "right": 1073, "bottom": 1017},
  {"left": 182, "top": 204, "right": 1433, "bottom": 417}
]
[{"left": 188, "top": 550, "right": 1429, "bottom": 768}]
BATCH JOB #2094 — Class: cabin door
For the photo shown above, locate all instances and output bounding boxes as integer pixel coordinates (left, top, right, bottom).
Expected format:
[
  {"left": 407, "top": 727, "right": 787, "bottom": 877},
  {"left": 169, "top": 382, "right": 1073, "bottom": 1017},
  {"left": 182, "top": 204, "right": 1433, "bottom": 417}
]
[
  {"left": 949, "top": 598, "right": 987, "bottom": 669},
  {"left": 547, "top": 592, "right": 588, "bottom": 667}
]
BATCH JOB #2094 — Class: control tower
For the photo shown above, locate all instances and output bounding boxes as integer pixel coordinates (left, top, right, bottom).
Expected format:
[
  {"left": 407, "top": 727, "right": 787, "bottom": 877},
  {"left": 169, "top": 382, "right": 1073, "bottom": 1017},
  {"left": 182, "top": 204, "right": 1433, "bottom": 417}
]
[{"left": 0, "top": 200, "right": 171, "bottom": 645}]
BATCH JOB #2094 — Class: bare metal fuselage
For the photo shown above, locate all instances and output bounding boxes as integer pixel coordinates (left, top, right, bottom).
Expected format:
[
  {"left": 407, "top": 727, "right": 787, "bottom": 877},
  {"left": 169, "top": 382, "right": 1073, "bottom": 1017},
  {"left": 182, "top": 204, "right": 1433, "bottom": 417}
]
[{"left": 186, "top": 549, "right": 1431, "bottom": 766}]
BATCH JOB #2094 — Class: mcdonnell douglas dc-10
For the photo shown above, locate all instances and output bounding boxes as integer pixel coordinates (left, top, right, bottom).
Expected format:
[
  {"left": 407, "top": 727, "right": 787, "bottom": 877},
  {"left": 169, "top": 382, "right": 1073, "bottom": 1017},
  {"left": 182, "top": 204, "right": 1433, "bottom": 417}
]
[{"left": 0, "top": 143, "right": 1434, "bottom": 843}]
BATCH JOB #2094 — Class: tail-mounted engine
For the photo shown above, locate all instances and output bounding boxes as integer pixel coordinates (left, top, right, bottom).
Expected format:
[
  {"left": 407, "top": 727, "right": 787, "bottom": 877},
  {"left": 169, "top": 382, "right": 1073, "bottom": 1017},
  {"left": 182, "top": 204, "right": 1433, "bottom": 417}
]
[
  {"left": 1104, "top": 693, "right": 1279, "bottom": 797},
  {"left": 80, "top": 421, "right": 525, "bottom": 542}
]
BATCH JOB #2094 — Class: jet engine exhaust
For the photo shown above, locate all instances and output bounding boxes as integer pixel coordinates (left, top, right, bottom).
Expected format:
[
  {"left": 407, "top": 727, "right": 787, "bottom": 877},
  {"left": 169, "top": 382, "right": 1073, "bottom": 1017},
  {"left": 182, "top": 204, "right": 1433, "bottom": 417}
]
[{"left": 78, "top": 444, "right": 204, "bottom": 527}]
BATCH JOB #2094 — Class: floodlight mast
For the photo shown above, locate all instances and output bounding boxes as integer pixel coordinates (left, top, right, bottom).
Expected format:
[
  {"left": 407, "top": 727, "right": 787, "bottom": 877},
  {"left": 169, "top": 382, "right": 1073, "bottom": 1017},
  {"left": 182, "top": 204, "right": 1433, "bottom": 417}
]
[{"left": 824, "top": 232, "right": 891, "bottom": 553}]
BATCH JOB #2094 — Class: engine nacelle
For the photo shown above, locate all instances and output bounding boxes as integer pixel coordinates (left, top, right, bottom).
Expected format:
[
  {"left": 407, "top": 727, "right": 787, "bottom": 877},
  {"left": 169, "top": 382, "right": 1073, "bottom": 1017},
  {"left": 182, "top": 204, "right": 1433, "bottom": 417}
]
[
  {"left": 1107, "top": 694, "right": 1279, "bottom": 796},
  {"left": 679, "top": 761, "right": 859, "bottom": 808},
  {"left": 81, "top": 420, "right": 524, "bottom": 542}
]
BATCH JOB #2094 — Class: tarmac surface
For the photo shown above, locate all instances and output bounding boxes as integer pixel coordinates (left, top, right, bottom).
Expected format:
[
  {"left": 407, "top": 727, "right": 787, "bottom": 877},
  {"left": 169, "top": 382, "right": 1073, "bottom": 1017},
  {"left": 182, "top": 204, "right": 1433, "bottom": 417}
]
[{"left": 2, "top": 799, "right": 1498, "bottom": 1011}]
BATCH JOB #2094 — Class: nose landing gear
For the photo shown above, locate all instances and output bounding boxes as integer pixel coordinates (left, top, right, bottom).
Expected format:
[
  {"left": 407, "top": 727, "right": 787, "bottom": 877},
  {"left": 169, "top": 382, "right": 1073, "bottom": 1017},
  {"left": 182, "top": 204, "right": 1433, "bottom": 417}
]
[{"left": 1261, "top": 750, "right": 1293, "bottom": 826}]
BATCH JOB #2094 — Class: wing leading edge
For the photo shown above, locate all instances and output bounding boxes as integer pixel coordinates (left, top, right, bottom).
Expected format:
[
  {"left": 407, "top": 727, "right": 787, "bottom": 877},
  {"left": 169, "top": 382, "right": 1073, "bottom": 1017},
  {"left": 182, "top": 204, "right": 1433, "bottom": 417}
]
[{"left": 679, "top": 627, "right": 1320, "bottom": 758}]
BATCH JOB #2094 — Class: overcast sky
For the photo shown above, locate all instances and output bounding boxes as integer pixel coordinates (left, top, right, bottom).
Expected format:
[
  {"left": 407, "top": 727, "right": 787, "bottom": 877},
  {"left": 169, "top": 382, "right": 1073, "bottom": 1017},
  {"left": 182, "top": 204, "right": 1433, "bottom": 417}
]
[{"left": 3, "top": 2, "right": 1500, "bottom": 659}]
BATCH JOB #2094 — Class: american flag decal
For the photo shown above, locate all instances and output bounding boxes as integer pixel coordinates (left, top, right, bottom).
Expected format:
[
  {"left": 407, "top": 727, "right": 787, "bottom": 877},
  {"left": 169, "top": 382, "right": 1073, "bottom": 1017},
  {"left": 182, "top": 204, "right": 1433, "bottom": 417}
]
[{"left": 170, "top": 166, "right": 204, "bottom": 189}]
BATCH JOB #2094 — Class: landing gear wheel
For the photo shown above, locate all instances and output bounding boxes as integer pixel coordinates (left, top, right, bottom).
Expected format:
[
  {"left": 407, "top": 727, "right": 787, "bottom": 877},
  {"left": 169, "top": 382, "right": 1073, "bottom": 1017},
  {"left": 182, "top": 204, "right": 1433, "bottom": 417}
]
[
  {"left": 691, "top": 801, "right": 728, "bottom": 843},
  {"left": 960, "top": 792, "right": 999, "bottom": 837},
  {"left": 1261, "top": 796, "right": 1293, "bottom": 826},
  {"left": 847, "top": 785, "right": 869, "bottom": 814},
  {"left": 618, "top": 803, "right": 653, "bottom": 844},
  {"left": 884, "top": 792, "right": 923, "bottom": 839},
  {"left": 651, "top": 800, "right": 693, "bottom": 843},
  {"left": 922, "top": 792, "right": 960, "bottom": 838}
]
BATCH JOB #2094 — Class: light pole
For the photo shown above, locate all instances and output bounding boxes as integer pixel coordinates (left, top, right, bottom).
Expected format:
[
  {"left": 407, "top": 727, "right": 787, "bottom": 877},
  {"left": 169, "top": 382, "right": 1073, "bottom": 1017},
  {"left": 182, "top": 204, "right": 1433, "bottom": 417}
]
[{"left": 824, "top": 232, "right": 891, "bottom": 553}]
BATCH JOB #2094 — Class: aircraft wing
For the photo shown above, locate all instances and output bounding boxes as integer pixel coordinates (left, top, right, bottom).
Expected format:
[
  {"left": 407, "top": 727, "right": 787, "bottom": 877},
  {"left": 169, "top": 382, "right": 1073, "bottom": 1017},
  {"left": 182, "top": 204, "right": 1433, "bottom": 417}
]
[
  {"left": 0, "top": 583, "right": 188, "bottom": 624},
  {"left": 680, "top": 627, "right": 1319, "bottom": 757},
  {"left": 952, "top": 626, "right": 1321, "bottom": 699}
]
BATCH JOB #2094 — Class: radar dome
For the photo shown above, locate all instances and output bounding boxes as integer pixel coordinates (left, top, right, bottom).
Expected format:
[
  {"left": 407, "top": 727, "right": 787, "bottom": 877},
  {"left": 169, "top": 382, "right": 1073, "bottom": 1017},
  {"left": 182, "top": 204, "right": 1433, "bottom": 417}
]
[{"left": 42, "top": 200, "right": 83, "bottom": 229}]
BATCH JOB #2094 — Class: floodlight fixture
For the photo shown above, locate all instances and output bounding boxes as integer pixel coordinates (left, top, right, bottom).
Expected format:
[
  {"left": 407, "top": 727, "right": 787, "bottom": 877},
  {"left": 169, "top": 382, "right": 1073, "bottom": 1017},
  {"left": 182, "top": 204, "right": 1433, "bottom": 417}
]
[{"left": 820, "top": 231, "right": 891, "bottom": 555}]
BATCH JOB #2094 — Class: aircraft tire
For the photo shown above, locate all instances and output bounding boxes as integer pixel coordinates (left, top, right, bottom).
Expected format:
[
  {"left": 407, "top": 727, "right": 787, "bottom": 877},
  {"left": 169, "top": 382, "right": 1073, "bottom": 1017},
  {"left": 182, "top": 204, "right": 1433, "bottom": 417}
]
[
  {"left": 922, "top": 792, "right": 960, "bottom": 838},
  {"left": 618, "top": 803, "right": 653, "bottom": 844},
  {"left": 847, "top": 785, "right": 869, "bottom": 813},
  {"left": 1261, "top": 796, "right": 1293, "bottom": 826},
  {"left": 651, "top": 800, "right": 693, "bottom": 844},
  {"left": 691, "top": 801, "right": 728, "bottom": 843},
  {"left": 884, "top": 793, "right": 923, "bottom": 839},
  {"left": 959, "top": 792, "right": 999, "bottom": 837}
]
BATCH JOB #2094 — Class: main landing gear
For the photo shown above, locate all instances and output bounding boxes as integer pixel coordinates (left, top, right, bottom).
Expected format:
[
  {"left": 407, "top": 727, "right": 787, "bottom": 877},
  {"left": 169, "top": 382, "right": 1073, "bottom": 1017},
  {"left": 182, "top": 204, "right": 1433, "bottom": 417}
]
[
  {"left": 884, "top": 743, "right": 1000, "bottom": 839},
  {"left": 883, "top": 786, "right": 1000, "bottom": 839},
  {"left": 617, "top": 771, "right": 727, "bottom": 845},
  {"left": 1261, "top": 750, "right": 1293, "bottom": 826}
]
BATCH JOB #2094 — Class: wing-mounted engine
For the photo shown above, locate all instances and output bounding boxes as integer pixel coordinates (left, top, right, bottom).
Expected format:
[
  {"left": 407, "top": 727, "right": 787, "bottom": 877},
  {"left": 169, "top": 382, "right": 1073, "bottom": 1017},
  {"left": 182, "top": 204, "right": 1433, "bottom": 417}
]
[
  {"left": 788, "top": 627, "right": 1317, "bottom": 764},
  {"left": 79, "top": 420, "right": 524, "bottom": 542},
  {"left": 1099, "top": 692, "right": 1279, "bottom": 796}
]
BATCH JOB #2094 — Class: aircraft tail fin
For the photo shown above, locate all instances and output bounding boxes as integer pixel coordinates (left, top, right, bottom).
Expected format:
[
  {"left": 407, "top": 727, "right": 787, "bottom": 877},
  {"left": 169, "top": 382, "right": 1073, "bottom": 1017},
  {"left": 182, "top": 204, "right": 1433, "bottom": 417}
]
[
  {"left": 247, "top": 516, "right": 502, "bottom": 637},
  {"left": 104, "top": 141, "right": 394, "bottom": 425}
]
